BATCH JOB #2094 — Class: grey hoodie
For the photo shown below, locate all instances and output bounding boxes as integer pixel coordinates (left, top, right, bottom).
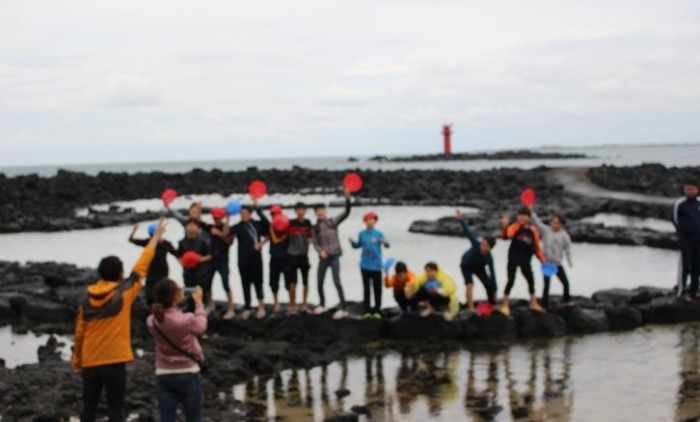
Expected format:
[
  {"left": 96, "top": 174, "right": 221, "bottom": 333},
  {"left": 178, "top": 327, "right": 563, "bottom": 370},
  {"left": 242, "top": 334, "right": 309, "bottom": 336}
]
[
  {"left": 532, "top": 212, "right": 572, "bottom": 266},
  {"left": 312, "top": 198, "right": 351, "bottom": 257}
]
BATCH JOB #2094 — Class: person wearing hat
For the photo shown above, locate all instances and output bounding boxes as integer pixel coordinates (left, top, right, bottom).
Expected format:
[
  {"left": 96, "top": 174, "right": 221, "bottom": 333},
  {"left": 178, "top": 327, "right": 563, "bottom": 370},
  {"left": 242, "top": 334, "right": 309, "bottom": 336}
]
[
  {"left": 202, "top": 207, "right": 235, "bottom": 319},
  {"left": 349, "top": 211, "right": 390, "bottom": 318},
  {"left": 268, "top": 205, "right": 292, "bottom": 313},
  {"left": 128, "top": 222, "right": 177, "bottom": 306},
  {"left": 455, "top": 210, "right": 498, "bottom": 314}
]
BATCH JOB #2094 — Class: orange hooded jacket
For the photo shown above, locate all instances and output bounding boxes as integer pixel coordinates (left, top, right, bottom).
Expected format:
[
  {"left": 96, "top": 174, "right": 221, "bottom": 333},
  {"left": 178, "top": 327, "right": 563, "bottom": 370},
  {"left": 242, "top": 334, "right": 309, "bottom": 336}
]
[
  {"left": 72, "top": 246, "right": 154, "bottom": 370},
  {"left": 501, "top": 223, "right": 546, "bottom": 263}
]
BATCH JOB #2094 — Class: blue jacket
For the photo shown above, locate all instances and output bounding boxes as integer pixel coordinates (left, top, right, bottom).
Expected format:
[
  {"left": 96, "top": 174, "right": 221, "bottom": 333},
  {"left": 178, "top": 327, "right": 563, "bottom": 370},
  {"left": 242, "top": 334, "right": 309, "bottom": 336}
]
[
  {"left": 351, "top": 229, "right": 389, "bottom": 272},
  {"left": 459, "top": 219, "right": 497, "bottom": 285},
  {"left": 673, "top": 197, "right": 700, "bottom": 242}
]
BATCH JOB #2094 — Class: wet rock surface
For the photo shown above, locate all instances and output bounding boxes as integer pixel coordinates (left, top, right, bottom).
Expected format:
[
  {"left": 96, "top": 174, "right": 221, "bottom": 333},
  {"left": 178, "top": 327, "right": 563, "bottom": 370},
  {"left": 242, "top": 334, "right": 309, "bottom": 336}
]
[
  {"left": 3, "top": 262, "right": 700, "bottom": 419},
  {"left": 587, "top": 164, "right": 700, "bottom": 198}
]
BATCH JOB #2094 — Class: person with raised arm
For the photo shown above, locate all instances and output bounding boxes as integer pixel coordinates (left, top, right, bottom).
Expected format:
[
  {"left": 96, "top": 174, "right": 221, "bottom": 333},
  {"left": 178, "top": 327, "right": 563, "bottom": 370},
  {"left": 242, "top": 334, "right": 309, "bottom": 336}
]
[
  {"left": 128, "top": 222, "right": 177, "bottom": 306},
  {"left": 455, "top": 210, "right": 498, "bottom": 314},
  {"left": 312, "top": 188, "right": 352, "bottom": 319},
  {"left": 500, "top": 208, "right": 546, "bottom": 316},
  {"left": 73, "top": 218, "right": 166, "bottom": 422},
  {"left": 529, "top": 207, "right": 573, "bottom": 308},
  {"left": 147, "top": 280, "right": 207, "bottom": 422}
]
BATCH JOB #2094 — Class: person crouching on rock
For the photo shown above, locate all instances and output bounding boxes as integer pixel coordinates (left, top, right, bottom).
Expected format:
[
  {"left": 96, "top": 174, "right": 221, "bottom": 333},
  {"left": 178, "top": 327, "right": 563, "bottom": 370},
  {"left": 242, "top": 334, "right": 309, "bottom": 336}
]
[
  {"left": 349, "top": 211, "right": 390, "bottom": 319},
  {"left": 72, "top": 218, "right": 165, "bottom": 422},
  {"left": 147, "top": 280, "right": 207, "bottom": 422},
  {"left": 178, "top": 219, "right": 212, "bottom": 311},
  {"left": 405, "top": 262, "right": 459, "bottom": 321},
  {"left": 128, "top": 222, "right": 177, "bottom": 306},
  {"left": 455, "top": 210, "right": 498, "bottom": 315},
  {"left": 500, "top": 208, "right": 546, "bottom": 316},
  {"left": 384, "top": 261, "right": 418, "bottom": 314}
]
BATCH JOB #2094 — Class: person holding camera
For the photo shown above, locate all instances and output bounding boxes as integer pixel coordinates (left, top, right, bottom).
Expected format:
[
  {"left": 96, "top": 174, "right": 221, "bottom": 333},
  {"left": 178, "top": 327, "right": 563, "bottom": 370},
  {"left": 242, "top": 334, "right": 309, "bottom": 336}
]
[{"left": 147, "top": 280, "right": 208, "bottom": 422}]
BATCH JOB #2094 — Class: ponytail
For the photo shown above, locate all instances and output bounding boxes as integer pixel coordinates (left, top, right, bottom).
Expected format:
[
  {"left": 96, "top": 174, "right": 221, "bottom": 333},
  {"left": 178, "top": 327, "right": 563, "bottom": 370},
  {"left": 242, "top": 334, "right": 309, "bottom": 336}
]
[
  {"left": 151, "top": 278, "right": 180, "bottom": 323},
  {"left": 151, "top": 303, "right": 165, "bottom": 323}
]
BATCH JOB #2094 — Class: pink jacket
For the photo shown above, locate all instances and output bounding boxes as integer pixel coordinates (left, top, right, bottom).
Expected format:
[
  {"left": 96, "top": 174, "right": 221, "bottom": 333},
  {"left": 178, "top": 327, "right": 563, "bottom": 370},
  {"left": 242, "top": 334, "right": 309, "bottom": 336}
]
[{"left": 146, "top": 304, "right": 207, "bottom": 370}]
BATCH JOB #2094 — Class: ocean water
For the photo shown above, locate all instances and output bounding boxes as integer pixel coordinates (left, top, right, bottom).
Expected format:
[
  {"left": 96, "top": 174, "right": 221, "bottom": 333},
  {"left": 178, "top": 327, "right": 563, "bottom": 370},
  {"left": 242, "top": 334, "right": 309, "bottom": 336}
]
[{"left": 1, "top": 144, "right": 698, "bottom": 177}]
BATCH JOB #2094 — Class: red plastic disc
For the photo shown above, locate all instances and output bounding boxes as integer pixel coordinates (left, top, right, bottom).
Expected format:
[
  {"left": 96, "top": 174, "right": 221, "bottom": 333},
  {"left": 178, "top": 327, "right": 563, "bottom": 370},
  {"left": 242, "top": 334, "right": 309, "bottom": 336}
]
[{"left": 343, "top": 173, "right": 363, "bottom": 193}]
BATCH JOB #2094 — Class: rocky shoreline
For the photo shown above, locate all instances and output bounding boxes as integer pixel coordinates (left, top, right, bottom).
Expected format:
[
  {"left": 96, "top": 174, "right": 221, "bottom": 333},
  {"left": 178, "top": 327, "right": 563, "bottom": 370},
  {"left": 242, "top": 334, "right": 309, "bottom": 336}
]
[
  {"left": 2, "top": 260, "right": 700, "bottom": 420},
  {"left": 368, "top": 149, "right": 588, "bottom": 163},
  {"left": 588, "top": 164, "right": 700, "bottom": 198}
]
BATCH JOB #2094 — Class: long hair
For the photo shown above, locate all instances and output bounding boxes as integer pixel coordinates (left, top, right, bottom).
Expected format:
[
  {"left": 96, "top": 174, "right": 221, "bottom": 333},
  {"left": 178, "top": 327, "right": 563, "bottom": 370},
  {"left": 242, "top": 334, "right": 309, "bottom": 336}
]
[{"left": 151, "top": 278, "right": 179, "bottom": 323}]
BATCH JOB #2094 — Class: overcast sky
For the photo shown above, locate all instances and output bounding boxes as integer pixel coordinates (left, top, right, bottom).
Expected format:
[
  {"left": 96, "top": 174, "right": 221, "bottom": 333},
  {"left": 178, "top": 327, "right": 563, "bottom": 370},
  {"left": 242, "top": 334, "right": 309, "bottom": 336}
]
[{"left": 1, "top": 0, "right": 700, "bottom": 166}]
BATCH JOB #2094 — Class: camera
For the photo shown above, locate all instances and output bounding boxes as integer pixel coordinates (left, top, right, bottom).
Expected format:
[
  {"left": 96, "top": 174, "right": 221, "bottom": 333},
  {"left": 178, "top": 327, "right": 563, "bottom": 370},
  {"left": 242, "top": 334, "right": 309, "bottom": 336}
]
[{"left": 182, "top": 287, "right": 196, "bottom": 298}]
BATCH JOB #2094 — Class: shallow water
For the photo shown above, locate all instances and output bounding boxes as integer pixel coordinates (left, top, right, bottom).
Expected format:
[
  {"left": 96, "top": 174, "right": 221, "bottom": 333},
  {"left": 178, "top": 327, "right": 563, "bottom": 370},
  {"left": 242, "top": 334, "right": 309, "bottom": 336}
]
[
  {"left": 228, "top": 323, "right": 700, "bottom": 421},
  {"left": 0, "top": 205, "right": 678, "bottom": 307},
  {"left": 0, "top": 325, "right": 72, "bottom": 368}
]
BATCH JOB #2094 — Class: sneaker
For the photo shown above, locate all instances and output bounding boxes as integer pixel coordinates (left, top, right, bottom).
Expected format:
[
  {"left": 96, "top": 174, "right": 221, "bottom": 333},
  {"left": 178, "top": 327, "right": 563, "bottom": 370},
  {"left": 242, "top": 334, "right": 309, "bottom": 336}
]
[
  {"left": 530, "top": 303, "right": 545, "bottom": 313},
  {"left": 241, "top": 310, "right": 252, "bottom": 321},
  {"left": 362, "top": 312, "right": 372, "bottom": 319},
  {"left": 443, "top": 311, "right": 454, "bottom": 322},
  {"left": 373, "top": 312, "right": 382, "bottom": 319},
  {"left": 332, "top": 310, "right": 348, "bottom": 320},
  {"left": 223, "top": 310, "right": 235, "bottom": 320},
  {"left": 420, "top": 308, "right": 432, "bottom": 318},
  {"left": 500, "top": 305, "right": 510, "bottom": 317},
  {"left": 256, "top": 307, "right": 267, "bottom": 319},
  {"left": 312, "top": 307, "right": 326, "bottom": 315}
]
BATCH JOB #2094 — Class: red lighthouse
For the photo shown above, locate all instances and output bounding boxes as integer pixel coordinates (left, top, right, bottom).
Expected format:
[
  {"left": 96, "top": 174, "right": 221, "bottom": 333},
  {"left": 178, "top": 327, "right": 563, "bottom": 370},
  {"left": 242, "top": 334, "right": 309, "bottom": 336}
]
[{"left": 442, "top": 124, "right": 452, "bottom": 155}]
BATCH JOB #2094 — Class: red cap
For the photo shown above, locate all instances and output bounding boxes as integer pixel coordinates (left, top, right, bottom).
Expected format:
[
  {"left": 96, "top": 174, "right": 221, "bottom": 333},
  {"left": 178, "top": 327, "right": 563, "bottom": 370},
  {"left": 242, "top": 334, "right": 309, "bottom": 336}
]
[
  {"left": 211, "top": 207, "right": 226, "bottom": 220},
  {"left": 363, "top": 211, "right": 378, "bottom": 222},
  {"left": 270, "top": 205, "right": 283, "bottom": 215}
]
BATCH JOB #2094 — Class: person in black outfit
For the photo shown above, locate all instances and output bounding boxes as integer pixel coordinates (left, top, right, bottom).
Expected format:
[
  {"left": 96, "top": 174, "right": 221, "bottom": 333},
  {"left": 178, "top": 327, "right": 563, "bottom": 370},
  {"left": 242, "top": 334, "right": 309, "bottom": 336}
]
[
  {"left": 230, "top": 199, "right": 269, "bottom": 320},
  {"left": 128, "top": 223, "right": 177, "bottom": 305},
  {"left": 674, "top": 181, "right": 700, "bottom": 300},
  {"left": 202, "top": 208, "right": 235, "bottom": 318},
  {"left": 177, "top": 219, "right": 212, "bottom": 297}
]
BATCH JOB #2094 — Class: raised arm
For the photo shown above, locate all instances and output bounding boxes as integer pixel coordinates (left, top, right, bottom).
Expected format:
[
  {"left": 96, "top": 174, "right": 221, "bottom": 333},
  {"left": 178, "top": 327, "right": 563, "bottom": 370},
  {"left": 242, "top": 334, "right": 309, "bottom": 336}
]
[
  {"left": 167, "top": 207, "right": 188, "bottom": 226},
  {"left": 456, "top": 210, "right": 479, "bottom": 246},
  {"left": 531, "top": 211, "right": 547, "bottom": 233},
  {"left": 332, "top": 190, "right": 352, "bottom": 226}
]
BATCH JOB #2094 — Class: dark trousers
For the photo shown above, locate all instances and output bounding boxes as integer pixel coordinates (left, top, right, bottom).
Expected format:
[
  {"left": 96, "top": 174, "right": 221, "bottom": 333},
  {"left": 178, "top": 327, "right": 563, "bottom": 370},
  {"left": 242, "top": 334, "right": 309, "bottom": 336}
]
[
  {"left": 504, "top": 262, "right": 535, "bottom": 295},
  {"left": 157, "top": 373, "right": 203, "bottom": 422},
  {"left": 81, "top": 363, "right": 126, "bottom": 422},
  {"left": 144, "top": 275, "right": 167, "bottom": 306},
  {"left": 270, "top": 256, "right": 292, "bottom": 293},
  {"left": 288, "top": 255, "right": 310, "bottom": 286},
  {"left": 394, "top": 289, "right": 418, "bottom": 313},
  {"left": 317, "top": 256, "right": 346, "bottom": 309},
  {"left": 206, "top": 260, "right": 230, "bottom": 293},
  {"left": 680, "top": 239, "right": 700, "bottom": 297},
  {"left": 460, "top": 262, "right": 497, "bottom": 305},
  {"left": 361, "top": 269, "right": 383, "bottom": 313},
  {"left": 415, "top": 287, "right": 450, "bottom": 311},
  {"left": 239, "top": 259, "right": 264, "bottom": 309},
  {"left": 542, "top": 265, "right": 570, "bottom": 307}
]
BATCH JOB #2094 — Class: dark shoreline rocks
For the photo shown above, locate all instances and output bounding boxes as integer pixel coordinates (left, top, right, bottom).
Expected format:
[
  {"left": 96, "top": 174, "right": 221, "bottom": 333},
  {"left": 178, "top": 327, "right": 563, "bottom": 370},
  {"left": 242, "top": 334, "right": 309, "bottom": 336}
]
[
  {"left": 587, "top": 164, "right": 700, "bottom": 198},
  {"left": 409, "top": 215, "right": 678, "bottom": 250},
  {"left": 382, "top": 149, "right": 588, "bottom": 162},
  {"left": 3, "top": 260, "right": 700, "bottom": 419}
]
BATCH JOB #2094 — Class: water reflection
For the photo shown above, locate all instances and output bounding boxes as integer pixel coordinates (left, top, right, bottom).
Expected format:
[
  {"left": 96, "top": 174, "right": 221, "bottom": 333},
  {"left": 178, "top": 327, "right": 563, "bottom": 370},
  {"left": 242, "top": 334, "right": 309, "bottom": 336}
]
[
  {"left": 230, "top": 341, "right": 576, "bottom": 421},
  {"left": 676, "top": 325, "right": 700, "bottom": 421}
]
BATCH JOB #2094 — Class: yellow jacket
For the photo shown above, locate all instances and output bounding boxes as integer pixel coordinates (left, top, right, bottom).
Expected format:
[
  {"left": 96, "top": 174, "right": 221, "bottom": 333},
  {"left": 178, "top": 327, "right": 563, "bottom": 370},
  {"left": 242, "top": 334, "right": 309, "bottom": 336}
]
[
  {"left": 411, "top": 269, "right": 459, "bottom": 315},
  {"left": 72, "top": 246, "right": 154, "bottom": 370}
]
